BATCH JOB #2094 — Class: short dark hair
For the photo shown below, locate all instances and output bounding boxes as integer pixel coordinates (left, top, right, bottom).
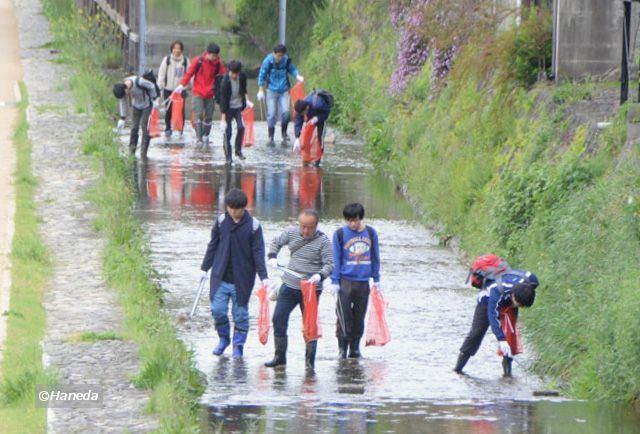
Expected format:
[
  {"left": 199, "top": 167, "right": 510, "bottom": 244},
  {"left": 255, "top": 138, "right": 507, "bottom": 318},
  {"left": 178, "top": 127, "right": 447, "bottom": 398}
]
[
  {"left": 170, "top": 40, "right": 184, "bottom": 51},
  {"left": 343, "top": 203, "right": 365, "bottom": 220},
  {"left": 512, "top": 283, "right": 536, "bottom": 307},
  {"left": 294, "top": 99, "right": 309, "bottom": 114},
  {"left": 273, "top": 44, "right": 286, "bottom": 54},
  {"left": 225, "top": 188, "right": 247, "bottom": 209},
  {"left": 207, "top": 43, "right": 220, "bottom": 54},
  {"left": 228, "top": 60, "right": 242, "bottom": 73},
  {"left": 299, "top": 209, "right": 319, "bottom": 223},
  {"left": 113, "top": 83, "right": 127, "bottom": 99}
]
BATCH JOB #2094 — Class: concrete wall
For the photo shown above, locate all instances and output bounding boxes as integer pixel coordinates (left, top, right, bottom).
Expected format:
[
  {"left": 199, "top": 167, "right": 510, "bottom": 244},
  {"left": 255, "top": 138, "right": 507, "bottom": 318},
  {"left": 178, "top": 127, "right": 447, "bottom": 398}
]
[{"left": 553, "top": 0, "right": 639, "bottom": 80}]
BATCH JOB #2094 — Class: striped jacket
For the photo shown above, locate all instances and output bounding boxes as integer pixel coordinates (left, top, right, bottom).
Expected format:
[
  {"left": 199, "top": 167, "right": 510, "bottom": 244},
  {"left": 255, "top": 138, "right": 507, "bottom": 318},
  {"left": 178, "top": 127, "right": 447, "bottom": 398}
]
[{"left": 268, "top": 227, "right": 334, "bottom": 290}]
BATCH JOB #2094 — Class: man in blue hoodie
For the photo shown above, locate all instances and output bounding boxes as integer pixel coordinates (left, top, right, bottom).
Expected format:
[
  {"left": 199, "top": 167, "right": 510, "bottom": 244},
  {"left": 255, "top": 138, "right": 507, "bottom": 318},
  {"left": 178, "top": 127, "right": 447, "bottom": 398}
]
[
  {"left": 330, "top": 203, "right": 381, "bottom": 359},
  {"left": 200, "top": 188, "right": 269, "bottom": 358},
  {"left": 257, "top": 44, "right": 303, "bottom": 146}
]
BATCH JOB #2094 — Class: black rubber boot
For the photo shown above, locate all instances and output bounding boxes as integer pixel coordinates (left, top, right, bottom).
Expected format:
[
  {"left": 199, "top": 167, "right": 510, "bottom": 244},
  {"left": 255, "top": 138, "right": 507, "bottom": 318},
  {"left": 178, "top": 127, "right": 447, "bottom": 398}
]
[
  {"left": 264, "top": 336, "right": 287, "bottom": 368},
  {"left": 281, "top": 124, "right": 290, "bottom": 146},
  {"left": 502, "top": 356, "right": 512, "bottom": 378},
  {"left": 338, "top": 338, "right": 348, "bottom": 359},
  {"left": 348, "top": 338, "right": 361, "bottom": 358},
  {"left": 305, "top": 340, "right": 317, "bottom": 371},
  {"left": 267, "top": 127, "right": 275, "bottom": 146},
  {"left": 454, "top": 352, "right": 470, "bottom": 374}
]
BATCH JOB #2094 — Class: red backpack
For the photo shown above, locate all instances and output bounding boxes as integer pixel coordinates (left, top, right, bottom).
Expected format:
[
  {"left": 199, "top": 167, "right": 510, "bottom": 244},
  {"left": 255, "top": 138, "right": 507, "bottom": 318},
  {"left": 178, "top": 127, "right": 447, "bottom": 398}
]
[{"left": 465, "top": 254, "right": 510, "bottom": 289}]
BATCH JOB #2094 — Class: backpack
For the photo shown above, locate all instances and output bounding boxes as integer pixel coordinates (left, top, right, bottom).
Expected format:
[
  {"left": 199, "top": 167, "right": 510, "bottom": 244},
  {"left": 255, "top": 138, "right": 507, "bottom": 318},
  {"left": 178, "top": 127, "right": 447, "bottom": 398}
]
[
  {"left": 466, "top": 254, "right": 533, "bottom": 293},
  {"left": 312, "top": 88, "right": 334, "bottom": 109},
  {"left": 163, "top": 55, "right": 188, "bottom": 88},
  {"left": 336, "top": 226, "right": 375, "bottom": 247},
  {"left": 135, "top": 75, "right": 159, "bottom": 105}
]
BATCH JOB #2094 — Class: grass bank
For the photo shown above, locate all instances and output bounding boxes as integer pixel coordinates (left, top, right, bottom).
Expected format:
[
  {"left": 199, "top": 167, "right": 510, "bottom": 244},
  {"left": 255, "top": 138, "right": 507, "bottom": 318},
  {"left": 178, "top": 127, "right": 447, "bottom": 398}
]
[
  {"left": 302, "top": 1, "right": 640, "bottom": 402},
  {"left": 0, "top": 84, "right": 55, "bottom": 432},
  {"left": 42, "top": 0, "right": 205, "bottom": 430}
]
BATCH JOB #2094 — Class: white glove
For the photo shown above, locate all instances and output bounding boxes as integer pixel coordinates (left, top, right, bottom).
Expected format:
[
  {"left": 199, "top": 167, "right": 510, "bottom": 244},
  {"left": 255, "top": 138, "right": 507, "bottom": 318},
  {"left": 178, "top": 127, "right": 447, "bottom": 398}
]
[
  {"left": 220, "top": 120, "right": 227, "bottom": 131},
  {"left": 372, "top": 282, "right": 383, "bottom": 293},
  {"left": 152, "top": 99, "right": 160, "bottom": 110},
  {"left": 257, "top": 89, "right": 265, "bottom": 101},
  {"left": 267, "top": 258, "right": 278, "bottom": 268},
  {"left": 329, "top": 283, "right": 340, "bottom": 296},
  {"left": 310, "top": 116, "right": 318, "bottom": 125},
  {"left": 296, "top": 75, "right": 304, "bottom": 82},
  {"left": 200, "top": 270, "right": 208, "bottom": 280},
  {"left": 293, "top": 138, "right": 300, "bottom": 152},
  {"left": 309, "top": 274, "right": 321, "bottom": 284},
  {"left": 268, "top": 283, "right": 280, "bottom": 301},
  {"left": 498, "top": 341, "right": 511, "bottom": 358},
  {"left": 173, "top": 84, "right": 185, "bottom": 94},
  {"left": 246, "top": 100, "right": 254, "bottom": 109},
  {"left": 116, "top": 119, "right": 125, "bottom": 131},
  {"left": 261, "top": 278, "right": 269, "bottom": 288}
]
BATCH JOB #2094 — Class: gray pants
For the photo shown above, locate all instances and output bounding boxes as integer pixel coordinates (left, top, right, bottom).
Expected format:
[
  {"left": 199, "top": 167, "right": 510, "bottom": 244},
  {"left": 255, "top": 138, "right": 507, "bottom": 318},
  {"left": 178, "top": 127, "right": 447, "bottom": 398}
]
[
  {"left": 192, "top": 96, "right": 215, "bottom": 140},
  {"left": 130, "top": 106, "right": 151, "bottom": 157}
]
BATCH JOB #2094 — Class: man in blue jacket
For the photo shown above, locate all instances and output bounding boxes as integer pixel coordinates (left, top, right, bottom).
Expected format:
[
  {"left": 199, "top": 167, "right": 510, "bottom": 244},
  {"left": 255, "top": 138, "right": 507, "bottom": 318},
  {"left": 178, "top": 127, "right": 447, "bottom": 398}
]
[
  {"left": 293, "top": 90, "right": 332, "bottom": 167},
  {"left": 200, "top": 188, "right": 269, "bottom": 357},
  {"left": 330, "top": 203, "right": 381, "bottom": 359},
  {"left": 454, "top": 255, "right": 538, "bottom": 377},
  {"left": 257, "top": 44, "right": 303, "bottom": 146}
]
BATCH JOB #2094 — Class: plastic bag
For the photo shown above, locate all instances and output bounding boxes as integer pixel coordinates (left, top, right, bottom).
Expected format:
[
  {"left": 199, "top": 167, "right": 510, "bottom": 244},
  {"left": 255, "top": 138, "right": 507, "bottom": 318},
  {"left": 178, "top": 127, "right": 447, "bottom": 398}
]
[
  {"left": 148, "top": 107, "right": 161, "bottom": 137},
  {"left": 365, "top": 286, "right": 390, "bottom": 346},
  {"left": 290, "top": 82, "right": 305, "bottom": 112},
  {"left": 170, "top": 93, "right": 184, "bottom": 132},
  {"left": 242, "top": 106, "right": 255, "bottom": 147},
  {"left": 299, "top": 122, "right": 322, "bottom": 164},
  {"left": 497, "top": 306, "right": 523, "bottom": 356},
  {"left": 300, "top": 280, "right": 322, "bottom": 343},
  {"left": 255, "top": 283, "right": 270, "bottom": 345}
]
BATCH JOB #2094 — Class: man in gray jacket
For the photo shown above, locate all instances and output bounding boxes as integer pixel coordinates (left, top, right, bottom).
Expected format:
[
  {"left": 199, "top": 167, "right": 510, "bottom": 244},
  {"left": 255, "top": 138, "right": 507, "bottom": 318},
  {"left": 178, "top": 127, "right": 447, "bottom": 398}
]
[
  {"left": 264, "top": 209, "right": 334, "bottom": 372},
  {"left": 113, "top": 73, "right": 159, "bottom": 158}
]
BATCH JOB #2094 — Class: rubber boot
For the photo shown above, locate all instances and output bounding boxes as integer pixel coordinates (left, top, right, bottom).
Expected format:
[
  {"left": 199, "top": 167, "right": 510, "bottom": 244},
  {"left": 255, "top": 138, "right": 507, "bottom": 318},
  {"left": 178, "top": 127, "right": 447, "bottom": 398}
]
[
  {"left": 305, "top": 340, "right": 317, "bottom": 371},
  {"left": 348, "top": 338, "right": 361, "bottom": 358},
  {"left": 212, "top": 323, "right": 231, "bottom": 356},
  {"left": 281, "top": 124, "right": 290, "bottom": 146},
  {"left": 195, "top": 121, "right": 203, "bottom": 145},
  {"left": 454, "top": 352, "right": 470, "bottom": 374},
  {"left": 232, "top": 330, "right": 248, "bottom": 358},
  {"left": 502, "top": 356, "right": 512, "bottom": 378},
  {"left": 267, "top": 127, "right": 275, "bottom": 146},
  {"left": 338, "top": 337, "right": 348, "bottom": 359},
  {"left": 264, "top": 336, "right": 287, "bottom": 368}
]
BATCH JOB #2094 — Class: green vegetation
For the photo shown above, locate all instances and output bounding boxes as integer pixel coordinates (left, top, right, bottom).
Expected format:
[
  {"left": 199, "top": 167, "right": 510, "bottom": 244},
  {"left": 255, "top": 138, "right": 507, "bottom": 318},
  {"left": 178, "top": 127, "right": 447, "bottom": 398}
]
[
  {"left": 303, "top": 1, "right": 640, "bottom": 402},
  {"left": 41, "top": 0, "right": 205, "bottom": 430},
  {"left": 70, "top": 331, "right": 123, "bottom": 342},
  {"left": 0, "top": 83, "right": 56, "bottom": 433}
]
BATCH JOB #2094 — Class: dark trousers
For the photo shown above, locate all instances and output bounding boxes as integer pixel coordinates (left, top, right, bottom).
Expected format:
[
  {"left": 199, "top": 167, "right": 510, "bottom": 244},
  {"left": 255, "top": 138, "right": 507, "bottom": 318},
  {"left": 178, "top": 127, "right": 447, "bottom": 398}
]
[
  {"left": 272, "top": 284, "right": 321, "bottom": 338},
  {"left": 335, "top": 279, "right": 369, "bottom": 340},
  {"left": 459, "top": 301, "right": 489, "bottom": 356},
  {"left": 130, "top": 106, "right": 151, "bottom": 156},
  {"left": 224, "top": 107, "right": 245, "bottom": 154},
  {"left": 163, "top": 89, "right": 186, "bottom": 133}
]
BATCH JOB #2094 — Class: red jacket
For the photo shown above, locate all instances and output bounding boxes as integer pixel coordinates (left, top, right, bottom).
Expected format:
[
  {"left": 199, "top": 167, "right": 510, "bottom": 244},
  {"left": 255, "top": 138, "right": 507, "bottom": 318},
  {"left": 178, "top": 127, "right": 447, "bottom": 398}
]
[{"left": 180, "top": 52, "right": 226, "bottom": 99}]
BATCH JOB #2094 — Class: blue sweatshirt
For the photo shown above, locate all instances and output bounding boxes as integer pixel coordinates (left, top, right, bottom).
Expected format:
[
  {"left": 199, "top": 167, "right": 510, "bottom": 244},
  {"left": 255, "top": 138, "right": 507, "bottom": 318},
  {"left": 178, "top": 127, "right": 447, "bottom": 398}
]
[{"left": 331, "top": 225, "right": 380, "bottom": 284}]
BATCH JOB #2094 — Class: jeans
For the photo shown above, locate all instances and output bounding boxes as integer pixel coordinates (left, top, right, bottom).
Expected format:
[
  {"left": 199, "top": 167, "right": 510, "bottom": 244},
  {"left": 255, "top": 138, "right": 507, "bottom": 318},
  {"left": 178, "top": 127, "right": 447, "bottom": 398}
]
[
  {"left": 335, "top": 279, "right": 370, "bottom": 340},
  {"left": 224, "top": 107, "right": 245, "bottom": 153},
  {"left": 192, "top": 96, "right": 215, "bottom": 140},
  {"left": 163, "top": 89, "right": 187, "bottom": 133},
  {"left": 210, "top": 281, "right": 249, "bottom": 332},
  {"left": 272, "top": 284, "right": 321, "bottom": 338},
  {"left": 130, "top": 106, "right": 151, "bottom": 156},
  {"left": 266, "top": 89, "right": 290, "bottom": 128},
  {"left": 459, "top": 300, "right": 489, "bottom": 357}
]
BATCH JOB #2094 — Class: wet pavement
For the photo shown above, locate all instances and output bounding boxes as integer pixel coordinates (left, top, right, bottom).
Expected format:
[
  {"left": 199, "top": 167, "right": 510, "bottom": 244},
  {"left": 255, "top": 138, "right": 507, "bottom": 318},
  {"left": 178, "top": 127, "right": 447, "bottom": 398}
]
[{"left": 128, "top": 120, "right": 640, "bottom": 433}]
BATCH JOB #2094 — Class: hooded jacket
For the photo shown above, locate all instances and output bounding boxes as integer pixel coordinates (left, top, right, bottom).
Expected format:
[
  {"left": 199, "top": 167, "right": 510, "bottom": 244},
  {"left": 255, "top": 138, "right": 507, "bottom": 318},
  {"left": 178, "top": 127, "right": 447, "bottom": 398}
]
[
  {"left": 180, "top": 52, "right": 226, "bottom": 99},
  {"left": 257, "top": 53, "right": 299, "bottom": 94}
]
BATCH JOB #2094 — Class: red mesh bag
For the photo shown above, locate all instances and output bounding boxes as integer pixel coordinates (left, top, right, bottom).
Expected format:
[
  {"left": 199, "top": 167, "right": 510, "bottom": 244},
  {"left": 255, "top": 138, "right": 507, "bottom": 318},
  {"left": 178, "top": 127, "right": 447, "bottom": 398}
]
[
  {"left": 148, "top": 107, "right": 161, "bottom": 138},
  {"left": 300, "top": 280, "right": 322, "bottom": 343},
  {"left": 255, "top": 283, "right": 270, "bottom": 345},
  {"left": 290, "top": 82, "right": 305, "bottom": 111},
  {"left": 365, "top": 286, "right": 391, "bottom": 346},
  {"left": 242, "top": 106, "right": 255, "bottom": 147},
  {"left": 170, "top": 93, "right": 184, "bottom": 132},
  {"left": 300, "top": 122, "right": 322, "bottom": 164},
  {"left": 497, "top": 306, "right": 523, "bottom": 356}
]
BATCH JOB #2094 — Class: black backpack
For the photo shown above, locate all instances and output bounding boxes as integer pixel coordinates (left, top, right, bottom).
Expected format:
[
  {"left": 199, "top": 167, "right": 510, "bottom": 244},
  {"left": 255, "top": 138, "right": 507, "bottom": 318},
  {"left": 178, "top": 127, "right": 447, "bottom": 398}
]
[
  {"left": 140, "top": 69, "right": 160, "bottom": 101},
  {"left": 312, "top": 88, "right": 334, "bottom": 109}
]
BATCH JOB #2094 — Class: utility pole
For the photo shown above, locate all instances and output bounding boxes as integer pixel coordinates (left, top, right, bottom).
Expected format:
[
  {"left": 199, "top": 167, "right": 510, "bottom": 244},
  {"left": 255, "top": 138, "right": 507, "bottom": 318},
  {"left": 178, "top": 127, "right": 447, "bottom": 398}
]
[
  {"left": 278, "top": 0, "right": 286, "bottom": 44},
  {"left": 139, "top": 0, "right": 147, "bottom": 73},
  {"left": 621, "top": 0, "right": 631, "bottom": 104}
]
